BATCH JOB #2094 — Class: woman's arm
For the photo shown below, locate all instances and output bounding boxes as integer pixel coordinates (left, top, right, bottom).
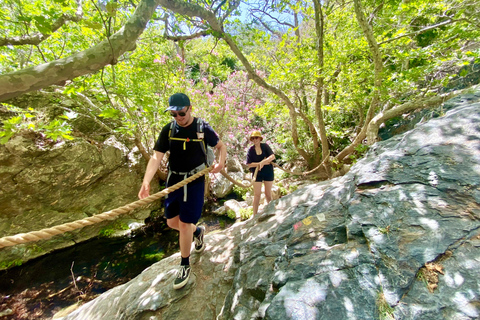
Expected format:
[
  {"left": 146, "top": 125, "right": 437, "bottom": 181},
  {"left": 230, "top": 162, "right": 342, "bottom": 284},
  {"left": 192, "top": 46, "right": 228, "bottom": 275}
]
[
  {"left": 261, "top": 154, "right": 275, "bottom": 165},
  {"left": 259, "top": 143, "right": 275, "bottom": 168}
]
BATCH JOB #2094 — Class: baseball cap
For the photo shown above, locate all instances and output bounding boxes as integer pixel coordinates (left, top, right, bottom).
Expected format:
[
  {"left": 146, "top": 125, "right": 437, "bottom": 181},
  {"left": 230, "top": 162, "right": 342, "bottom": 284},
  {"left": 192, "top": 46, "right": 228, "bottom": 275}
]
[{"left": 166, "top": 93, "right": 191, "bottom": 111}]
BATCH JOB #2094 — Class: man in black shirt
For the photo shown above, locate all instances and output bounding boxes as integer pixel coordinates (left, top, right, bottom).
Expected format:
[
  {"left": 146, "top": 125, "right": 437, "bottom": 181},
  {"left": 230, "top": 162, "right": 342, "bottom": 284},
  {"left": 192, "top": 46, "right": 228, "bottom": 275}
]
[{"left": 138, "top": 93, "right": 226, "bottom": 289}]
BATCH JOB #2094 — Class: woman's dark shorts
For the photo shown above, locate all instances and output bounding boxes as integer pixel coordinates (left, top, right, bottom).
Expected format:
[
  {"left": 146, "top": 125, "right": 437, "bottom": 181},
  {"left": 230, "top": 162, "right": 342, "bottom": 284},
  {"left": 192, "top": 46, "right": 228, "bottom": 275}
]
[
  {"left": 164, "top": 179, "right": 204, "bottom": 224},
  {"left": 252, "top": 165, "right": 274, "bottom": 182}
]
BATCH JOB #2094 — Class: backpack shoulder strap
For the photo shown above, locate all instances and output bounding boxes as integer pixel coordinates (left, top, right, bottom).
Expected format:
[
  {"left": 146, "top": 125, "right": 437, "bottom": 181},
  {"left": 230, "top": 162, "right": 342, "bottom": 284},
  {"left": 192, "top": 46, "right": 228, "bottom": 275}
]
[
  {"left": 168, "top": 120, "right": 176, "bottom": 151},
  {"left": 197, "top": 117, "right": 204, "bottom": 133},
  {"left": 195, "top": 118, "right": 209, "bottom": 164},
  {"left": 169, "top": 120, "right": 176, "bottom": 138}
]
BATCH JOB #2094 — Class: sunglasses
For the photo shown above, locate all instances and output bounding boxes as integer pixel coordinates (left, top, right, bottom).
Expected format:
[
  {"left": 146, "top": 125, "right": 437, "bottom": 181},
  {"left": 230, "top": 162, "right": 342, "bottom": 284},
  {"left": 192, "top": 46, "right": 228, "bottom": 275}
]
[
  {"left": 251, "top": 137, "right": 261, "bottom": 140},
  {"left": 170, "top": 107, "right": 189, "bottom": 118}
]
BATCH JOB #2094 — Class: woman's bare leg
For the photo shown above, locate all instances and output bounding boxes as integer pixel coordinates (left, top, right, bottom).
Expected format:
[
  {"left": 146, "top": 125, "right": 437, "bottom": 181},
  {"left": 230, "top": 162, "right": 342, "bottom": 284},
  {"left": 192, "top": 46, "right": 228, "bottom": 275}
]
[
  {"left": 264, "top": 181, "right": 273, "bottom": 203},
  {"left": 252, "top": 181, "right": 263, "bottom": 215}
]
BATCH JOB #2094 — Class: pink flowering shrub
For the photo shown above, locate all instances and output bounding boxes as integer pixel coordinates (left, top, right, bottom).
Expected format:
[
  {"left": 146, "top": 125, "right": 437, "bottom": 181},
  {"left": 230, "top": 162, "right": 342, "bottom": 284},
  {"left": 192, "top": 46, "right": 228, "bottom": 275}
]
[{"left": 186, "top": 71, "right": 268, "bottom": 163}]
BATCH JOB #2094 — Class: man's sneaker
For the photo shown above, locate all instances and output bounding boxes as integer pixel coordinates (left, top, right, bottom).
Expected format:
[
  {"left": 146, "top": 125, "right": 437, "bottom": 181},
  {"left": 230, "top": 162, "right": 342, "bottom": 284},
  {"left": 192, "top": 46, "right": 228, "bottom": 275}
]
[
  {"left": 173, "top": 265, "right": 191, "bottom": 290},
  {"left": 194, "top": 226, "right": 205, "bottom": 253}
]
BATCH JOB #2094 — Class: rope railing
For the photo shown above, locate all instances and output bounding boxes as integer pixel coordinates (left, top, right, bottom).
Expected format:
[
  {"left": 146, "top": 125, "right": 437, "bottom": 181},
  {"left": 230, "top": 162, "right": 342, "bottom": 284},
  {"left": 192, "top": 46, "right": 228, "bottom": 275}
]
[
  {"left": 1, "top": 162, "right": 305, "bottom": 249},
  {"left": 220, "top": 166, "right": 259, "bottom": 189},
  {"left": 272, "top": 163, "right": 305, "bottom": 176},
  {"left": 219, "top": 162, "right": 305, "bottom": 189},
  {"left": 0, "top": 166, "right": 213, "bottom": 249}
]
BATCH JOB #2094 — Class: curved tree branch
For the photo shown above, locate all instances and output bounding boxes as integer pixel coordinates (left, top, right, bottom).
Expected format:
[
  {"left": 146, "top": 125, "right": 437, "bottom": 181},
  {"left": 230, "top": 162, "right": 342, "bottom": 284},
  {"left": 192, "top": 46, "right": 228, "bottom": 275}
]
[
  {"left": 378, "top": 18, "right": 454, "bottom": 45},
  {"left": 366, "top": 89, "right": 467, "bottom": 142},
  {"left": 164, "top": 31, "right": 209, "bottom": 41},
  {"left": 250, "top": 9, "right": 295, "bottom": 29},
  {"left": 0, "top": 0, "right": 158, "bottom": 102}
]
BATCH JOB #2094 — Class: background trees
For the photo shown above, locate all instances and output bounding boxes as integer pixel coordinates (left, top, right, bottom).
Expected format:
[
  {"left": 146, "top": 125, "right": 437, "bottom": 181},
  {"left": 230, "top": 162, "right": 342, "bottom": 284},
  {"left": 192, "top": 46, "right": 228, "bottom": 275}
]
[{"left": 1, "top": 0, "right": 479, "bottom": 177}]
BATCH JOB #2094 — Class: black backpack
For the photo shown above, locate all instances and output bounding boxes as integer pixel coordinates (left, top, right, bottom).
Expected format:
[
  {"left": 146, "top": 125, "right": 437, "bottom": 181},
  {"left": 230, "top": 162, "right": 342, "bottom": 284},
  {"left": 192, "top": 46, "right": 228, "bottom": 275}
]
[{"left": 168, "top": 118, "right": 214, "bottom": 168}]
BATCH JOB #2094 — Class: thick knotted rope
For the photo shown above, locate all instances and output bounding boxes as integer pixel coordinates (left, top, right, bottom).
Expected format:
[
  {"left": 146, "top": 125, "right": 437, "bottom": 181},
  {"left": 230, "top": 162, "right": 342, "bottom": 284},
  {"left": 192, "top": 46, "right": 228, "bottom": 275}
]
[
  {"left": 0, "top": 166, "right": 213, "bottom": 249},
  {"left": 272, "top": 163, "right": 304, "bottom": 175},
  {"left": 219, "top": 162, "right": 305, "bottom": 188},
  {"left": 220, "top": 166, "right": 259, "bottom": 189}
]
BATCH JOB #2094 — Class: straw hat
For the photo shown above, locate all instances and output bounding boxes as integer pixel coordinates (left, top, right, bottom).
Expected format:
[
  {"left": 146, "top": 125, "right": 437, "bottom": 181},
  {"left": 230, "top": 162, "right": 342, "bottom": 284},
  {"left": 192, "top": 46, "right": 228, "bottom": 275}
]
[{"left": 249, "top": 130, "right": 263, "bottom": 141}]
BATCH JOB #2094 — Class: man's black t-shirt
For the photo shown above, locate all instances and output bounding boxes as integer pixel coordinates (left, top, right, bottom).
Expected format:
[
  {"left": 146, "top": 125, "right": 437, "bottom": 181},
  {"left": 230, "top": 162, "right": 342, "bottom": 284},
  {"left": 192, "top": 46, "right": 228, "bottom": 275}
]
[{"left": 154, "top": 118, "right": 219, "bottom": 184}]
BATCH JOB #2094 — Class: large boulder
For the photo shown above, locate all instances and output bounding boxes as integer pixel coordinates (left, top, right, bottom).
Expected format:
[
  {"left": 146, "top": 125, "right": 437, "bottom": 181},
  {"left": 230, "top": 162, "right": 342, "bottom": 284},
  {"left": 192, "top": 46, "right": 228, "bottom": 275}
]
[
  {"left": 56, "top": 93, "right": 480, "bottom": 319},
  {"left": 210, "top": 157, "right": 249, "bottom": 198},
  {"left": 0, "top": 134, "right": 157, "bottom": 269},
  {"left": 210, "top": 171, "right": 245, "bottom": 198}
]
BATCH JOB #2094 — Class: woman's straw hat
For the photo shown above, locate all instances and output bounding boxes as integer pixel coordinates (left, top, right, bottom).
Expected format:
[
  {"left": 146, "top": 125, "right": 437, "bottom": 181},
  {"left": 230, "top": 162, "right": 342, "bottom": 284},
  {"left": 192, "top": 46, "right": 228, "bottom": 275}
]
[{"left": 250, "top": 130, "right": 263, "bottom": 141}]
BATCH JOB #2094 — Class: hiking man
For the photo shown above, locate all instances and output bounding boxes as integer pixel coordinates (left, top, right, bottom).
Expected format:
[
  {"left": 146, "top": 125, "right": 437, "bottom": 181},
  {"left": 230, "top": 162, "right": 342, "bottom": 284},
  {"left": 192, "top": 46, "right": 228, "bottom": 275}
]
[{"left": 138, "top": 92, "right": 226, "bottom": 289}]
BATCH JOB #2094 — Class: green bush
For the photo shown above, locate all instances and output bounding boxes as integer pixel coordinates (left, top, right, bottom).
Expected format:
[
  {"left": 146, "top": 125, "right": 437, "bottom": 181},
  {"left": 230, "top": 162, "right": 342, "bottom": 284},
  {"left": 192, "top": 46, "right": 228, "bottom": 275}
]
[
  {"left": 239, "top": 207, "right": 253, "bottom": 220},
  {"left": 277, "top": 181, "right": 298, "bottom": 196},
  {"left": 232, "top": 185, "right": 249, "bottom": 200},
  {"left": 226, "top": 209, "right": 236, "bottom": 219}
]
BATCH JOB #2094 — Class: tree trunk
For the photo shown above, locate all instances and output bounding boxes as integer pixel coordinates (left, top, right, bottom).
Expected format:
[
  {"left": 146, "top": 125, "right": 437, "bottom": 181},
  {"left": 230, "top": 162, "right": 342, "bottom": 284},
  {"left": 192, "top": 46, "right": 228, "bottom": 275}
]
[
  {"left": 336, "top": 0, "right": 384, "bottom": 163},
  {"left": 313, "top": 0, "right": 331, "bottom": 177}
]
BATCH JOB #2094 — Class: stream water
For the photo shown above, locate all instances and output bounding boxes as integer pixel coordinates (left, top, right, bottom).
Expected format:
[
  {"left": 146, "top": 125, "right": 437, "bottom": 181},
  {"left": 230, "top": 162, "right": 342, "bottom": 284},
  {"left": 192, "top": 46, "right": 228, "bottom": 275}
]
[{"left": 0, "top": 213, "right": 235, "bottom": 320}]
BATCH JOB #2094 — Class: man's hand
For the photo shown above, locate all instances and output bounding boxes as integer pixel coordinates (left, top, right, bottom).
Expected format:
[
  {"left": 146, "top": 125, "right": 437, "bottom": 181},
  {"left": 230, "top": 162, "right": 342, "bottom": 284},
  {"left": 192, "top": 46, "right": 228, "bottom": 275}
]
[
  {"left": 210, "top": 162, "right": 224, "bottom": 174},
  {"left": 138, "top": 182, "right": 151, "bottom": 199}
]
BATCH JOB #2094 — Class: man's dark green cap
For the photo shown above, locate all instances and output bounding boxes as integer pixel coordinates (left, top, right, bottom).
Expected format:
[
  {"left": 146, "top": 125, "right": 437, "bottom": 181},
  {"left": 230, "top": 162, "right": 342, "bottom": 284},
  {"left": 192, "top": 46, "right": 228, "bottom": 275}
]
[{"left": 166, "top": 93, "right": 191, "bottom": 111}]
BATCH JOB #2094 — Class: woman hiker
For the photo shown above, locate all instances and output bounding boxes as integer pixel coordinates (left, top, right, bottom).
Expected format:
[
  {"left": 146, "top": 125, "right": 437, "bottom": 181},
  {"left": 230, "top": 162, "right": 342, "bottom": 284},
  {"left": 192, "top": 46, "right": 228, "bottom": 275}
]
[{"left": 246, "top": 130, "right": 275, "bottom": 216}]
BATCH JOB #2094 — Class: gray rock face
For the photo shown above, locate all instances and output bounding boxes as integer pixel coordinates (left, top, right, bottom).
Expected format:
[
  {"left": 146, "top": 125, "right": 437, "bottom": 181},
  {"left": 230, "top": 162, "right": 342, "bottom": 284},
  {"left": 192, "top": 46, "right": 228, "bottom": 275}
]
[
  {"left": 211, "top": 171, "right": 245, "bottom": 198},
  {"left": 0, "top": 135, "right": 156, "bottom": 268},
  {"left": 58, "top": 95, "right": 480, "bottom": 320}
]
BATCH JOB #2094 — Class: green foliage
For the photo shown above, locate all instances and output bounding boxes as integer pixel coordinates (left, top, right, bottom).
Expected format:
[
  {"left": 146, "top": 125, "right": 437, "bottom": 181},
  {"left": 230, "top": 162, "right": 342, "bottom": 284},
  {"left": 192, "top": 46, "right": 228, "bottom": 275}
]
[
  {"left": 0, "top": 0, "right": 129, "bottom": 73},
  {"left": 226, "top": 209, "right": 236, "bottom": 220},
  {"left": 354, "top": 144, "right": 369, "bottom": 156},
  {"left": 276, "top": 181, "right": 298, "bottom": 196},
  {"left": 277, "top": 183, "right": 289, "bottom": 197},
  {"left": 42, "top": 119, "right": 74, "bottom": 141},
  {"left": 29, "top": 244, "right": 45, "bottom": 254},
  {"left": 0, "top": 105, "right": 74, "bottom": 144},
  {"left": 98, "top": 227, "right": 115, "bottom": 237},
  {"left": 98, "top": 108, "right": 121, "bottom": 119},
  {"left": 232, "top": 185, "right": 249, "bottom": 200},
  {"left": 0, "top": 259, "right": 23, "bottom": 269},
  {"left": 219, "top": 219, "right": 226, "bottom": 228},
  {"left": 239, "top": 207, "right": 253, "bottom": 220},
  {"left": 143, "top": 252, "right": 165, "bottom": 261},
  {"left": 0, "top": 115, "right": 23, "bottom": 144},
  {"left": 1, "top": 0, "right": 479, "bottom": 172},
  {"left": 347, "top": 144, "right": 370, "bottom": 164},
  {"left": 98, "top": 222, "right": 129, "bottom": 238}
]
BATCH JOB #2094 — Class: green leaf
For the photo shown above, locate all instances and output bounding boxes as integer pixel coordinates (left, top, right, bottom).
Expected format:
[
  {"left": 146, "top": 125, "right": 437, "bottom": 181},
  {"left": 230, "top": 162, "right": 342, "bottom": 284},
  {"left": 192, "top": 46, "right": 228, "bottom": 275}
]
[
  {"left": 83, "top": 20, "right": 103, "bottom": 30},
  {"left": 34, "top": 16, "right": 52, "bottom": 34},
  {"left": 6, "top": 116, "right": 22, "bottom": 125},
  {"left": 106, "top": 2, "right": 118, "bottom": 17},
  {"left": 99, "top": 108, "right": 121, "bottom": 118}
]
